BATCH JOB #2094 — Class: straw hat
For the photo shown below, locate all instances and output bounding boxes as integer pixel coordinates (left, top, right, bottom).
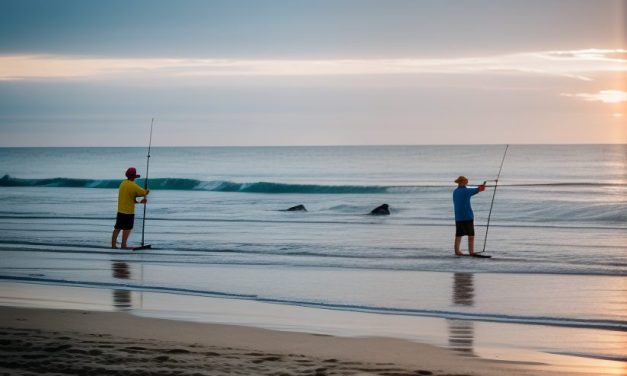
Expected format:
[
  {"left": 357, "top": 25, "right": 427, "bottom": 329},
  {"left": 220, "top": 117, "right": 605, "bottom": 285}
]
[{"left": 454, "top": 176, "right": 468, "bottom": 185}]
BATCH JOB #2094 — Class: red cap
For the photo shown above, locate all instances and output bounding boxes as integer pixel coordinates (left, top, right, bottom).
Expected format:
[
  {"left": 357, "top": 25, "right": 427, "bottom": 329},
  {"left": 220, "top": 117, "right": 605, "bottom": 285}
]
[{"left": 125, "top": 167, "right": 140, "bottom": 179}]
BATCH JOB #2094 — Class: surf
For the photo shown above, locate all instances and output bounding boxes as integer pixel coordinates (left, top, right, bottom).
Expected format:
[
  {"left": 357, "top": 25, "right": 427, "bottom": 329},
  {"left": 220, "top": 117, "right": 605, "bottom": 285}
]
[{"left": 2, "top": 175, "right": 625, "bottom": 194}]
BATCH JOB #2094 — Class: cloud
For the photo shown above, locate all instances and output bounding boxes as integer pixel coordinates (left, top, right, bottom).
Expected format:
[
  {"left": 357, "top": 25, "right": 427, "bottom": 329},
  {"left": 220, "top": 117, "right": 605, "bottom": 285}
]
[
  {"left": 0, "top": 49, "right": 625, "bottom": 82},
  {"left": 539, "top": 49, "right": 627, "bottom": 62},
  {"left": 561, "top": 90, "right": 627, "bottom": 104}
]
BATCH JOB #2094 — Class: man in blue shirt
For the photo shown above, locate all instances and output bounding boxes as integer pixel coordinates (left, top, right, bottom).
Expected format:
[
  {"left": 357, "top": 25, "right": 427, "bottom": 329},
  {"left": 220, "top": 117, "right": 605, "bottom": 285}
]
[{"left": 453, "top": 176, "right": 485, "bottom": 256}]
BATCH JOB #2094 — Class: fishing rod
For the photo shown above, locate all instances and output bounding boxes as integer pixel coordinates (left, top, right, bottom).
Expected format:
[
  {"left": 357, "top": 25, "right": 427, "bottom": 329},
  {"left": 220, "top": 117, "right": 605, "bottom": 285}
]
[
  {"left": 136, "top": 118, "right": 154, "bottom": 251},
  {"left": 479, "top": 144, "right": 509, "bottom": 254}
]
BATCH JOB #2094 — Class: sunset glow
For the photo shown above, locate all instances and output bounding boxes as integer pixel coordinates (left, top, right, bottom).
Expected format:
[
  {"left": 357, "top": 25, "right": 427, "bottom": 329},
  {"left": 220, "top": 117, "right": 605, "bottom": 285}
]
[
  {"left": 0, "top": 0, "right": 625, "bottom": 145},
  {"left": 1, "top": 49, "right": 625, "bottom": 81},
  {"left": 562, "top": 90, "right": 627, "bottom": 104}
]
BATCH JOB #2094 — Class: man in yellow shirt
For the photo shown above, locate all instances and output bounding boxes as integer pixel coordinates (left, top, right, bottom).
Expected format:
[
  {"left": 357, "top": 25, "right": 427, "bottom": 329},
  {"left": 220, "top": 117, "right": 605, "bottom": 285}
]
[{"left": 111, "top": 167, "right": 150, "bottom": 249}]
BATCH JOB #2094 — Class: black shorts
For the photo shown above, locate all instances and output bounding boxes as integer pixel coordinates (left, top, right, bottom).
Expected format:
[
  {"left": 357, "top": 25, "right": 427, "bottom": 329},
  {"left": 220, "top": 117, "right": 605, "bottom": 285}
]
[
  {"left": 114, "top": 213, "right": 135, "bottom": 230},
  {"left": 455, "top": 220, "right": 475, "bottom": 237}
]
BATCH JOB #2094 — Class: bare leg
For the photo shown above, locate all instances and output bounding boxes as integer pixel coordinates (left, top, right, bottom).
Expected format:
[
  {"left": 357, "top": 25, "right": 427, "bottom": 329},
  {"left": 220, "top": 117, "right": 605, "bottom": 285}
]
[
  {"left": 121, "top": 230, "right": 132, "bottom": 249},
  {"left": 454, "top": 236, "right": 463, "bottom": 256},
  {"left": 468, "top": 236, "right": 475, "bottom": 256},
  {"left": 111, "top": 229, "right": 121, "bottom": 249}
]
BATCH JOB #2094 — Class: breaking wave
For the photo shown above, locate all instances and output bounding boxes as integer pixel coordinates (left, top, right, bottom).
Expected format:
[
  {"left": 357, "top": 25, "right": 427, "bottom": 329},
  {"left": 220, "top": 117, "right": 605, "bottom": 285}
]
[
  {"left": 1, "top": 175, "right": 625, "bottom": 194},
  {"left": 0, "top": 175, "right": 388, "bottom": 194}
]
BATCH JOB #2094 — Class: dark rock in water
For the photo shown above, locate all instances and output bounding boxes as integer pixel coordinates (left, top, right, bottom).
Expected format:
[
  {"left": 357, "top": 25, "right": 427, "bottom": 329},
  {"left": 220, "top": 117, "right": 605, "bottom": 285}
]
[
  {"left": 285, "top": 204, "right": 307, "bottom": 212},
  {"left": 370, "top": 204, "right": 390, "bottom": 215}
]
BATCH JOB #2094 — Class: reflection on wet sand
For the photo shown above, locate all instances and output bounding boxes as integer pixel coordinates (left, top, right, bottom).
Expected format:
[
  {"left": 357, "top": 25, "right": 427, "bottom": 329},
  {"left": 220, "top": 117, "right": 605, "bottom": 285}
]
[
  {"left": 448, "top": 272, "right": 475, "bottom": 356},
  {"left": 111, "top": 261, "right": 131, "bottom": 310}
]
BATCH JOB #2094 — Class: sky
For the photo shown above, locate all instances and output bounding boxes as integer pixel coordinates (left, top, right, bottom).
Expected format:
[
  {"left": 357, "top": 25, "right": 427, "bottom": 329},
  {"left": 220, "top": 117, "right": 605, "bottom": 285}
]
[{"left": 0, "top": 0, "right": 625, "bottom": 146}]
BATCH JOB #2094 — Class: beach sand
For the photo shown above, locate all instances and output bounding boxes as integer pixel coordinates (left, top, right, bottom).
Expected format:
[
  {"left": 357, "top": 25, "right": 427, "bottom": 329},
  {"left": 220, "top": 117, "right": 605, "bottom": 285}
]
[{"left": 0, "top": 306, "right": 573, "bottom": 376}]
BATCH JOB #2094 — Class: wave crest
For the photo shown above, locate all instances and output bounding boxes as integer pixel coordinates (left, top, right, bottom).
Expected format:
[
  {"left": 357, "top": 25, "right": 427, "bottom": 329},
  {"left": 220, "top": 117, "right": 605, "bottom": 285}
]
[
  {"left": 2, "top": 175, "right": 625, "bottom": 195},
  {"left": 0, "top": 175, "right": 388, "bottom": 194}
]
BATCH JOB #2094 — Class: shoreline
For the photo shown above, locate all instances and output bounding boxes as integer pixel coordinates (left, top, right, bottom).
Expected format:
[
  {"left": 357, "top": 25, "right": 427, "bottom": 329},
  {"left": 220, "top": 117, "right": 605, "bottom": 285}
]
[
  {"left": 0, "top": 306, "right": 573, "bottom": 376},
  {"left": 1, "top": 274, "right": 625, "bottom": 375}
]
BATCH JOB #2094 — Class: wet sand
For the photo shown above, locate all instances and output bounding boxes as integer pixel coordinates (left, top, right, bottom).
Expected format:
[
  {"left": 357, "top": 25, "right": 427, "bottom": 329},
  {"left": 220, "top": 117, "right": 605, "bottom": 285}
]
[{"left": 0, "top": 306, "right": 571, "bottom": 376}]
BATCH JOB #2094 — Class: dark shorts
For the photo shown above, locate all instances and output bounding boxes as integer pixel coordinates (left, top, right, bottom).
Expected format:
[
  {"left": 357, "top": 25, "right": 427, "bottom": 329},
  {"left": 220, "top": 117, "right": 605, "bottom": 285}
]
[
  {"left": 455, "top": 220, "right": 475, "bottom": 237},
  {"left": 114, "top": 212, "right": 135, "bottom": 230}
]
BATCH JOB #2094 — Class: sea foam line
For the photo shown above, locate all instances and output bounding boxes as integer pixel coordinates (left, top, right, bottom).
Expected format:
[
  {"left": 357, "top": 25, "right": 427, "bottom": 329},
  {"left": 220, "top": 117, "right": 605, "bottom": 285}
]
[
  {"left": 1, "top": 276, "right": 625, "bottom": 332},
  {"left": 0, "top": 214, "right": 625, "bottom": 230}
]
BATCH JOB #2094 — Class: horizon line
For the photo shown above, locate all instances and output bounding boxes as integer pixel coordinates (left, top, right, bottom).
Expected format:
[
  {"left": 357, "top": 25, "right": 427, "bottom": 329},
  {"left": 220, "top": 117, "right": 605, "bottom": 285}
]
[{"left": 1, "top": 142, "right": 625, "bottom": 148}]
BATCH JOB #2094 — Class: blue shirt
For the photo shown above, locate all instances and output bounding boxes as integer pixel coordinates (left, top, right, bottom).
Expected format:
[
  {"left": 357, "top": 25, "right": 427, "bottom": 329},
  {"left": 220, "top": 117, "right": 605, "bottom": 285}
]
[{"left": 453, "top": 186, "right": 479, "bottom": 221}]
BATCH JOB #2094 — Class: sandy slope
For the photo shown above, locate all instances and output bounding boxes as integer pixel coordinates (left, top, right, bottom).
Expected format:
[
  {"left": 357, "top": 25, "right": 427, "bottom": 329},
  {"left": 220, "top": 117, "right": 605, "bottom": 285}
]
[{"left": 0, "top": 306, "right": 569, "bottom": 376}]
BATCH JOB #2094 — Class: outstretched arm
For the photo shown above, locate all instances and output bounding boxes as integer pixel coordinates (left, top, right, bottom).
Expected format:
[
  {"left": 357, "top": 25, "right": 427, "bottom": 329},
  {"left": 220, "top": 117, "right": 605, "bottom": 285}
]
[{"left": 470, "top": 182, "right": 486, "bottom": 195}]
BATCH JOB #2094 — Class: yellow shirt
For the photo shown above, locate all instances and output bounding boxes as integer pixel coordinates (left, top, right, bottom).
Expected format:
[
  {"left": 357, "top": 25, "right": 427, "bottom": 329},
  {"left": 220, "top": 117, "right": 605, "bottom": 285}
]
[{"left": 117, "top": 180, "right": 147, "bottom": 214}]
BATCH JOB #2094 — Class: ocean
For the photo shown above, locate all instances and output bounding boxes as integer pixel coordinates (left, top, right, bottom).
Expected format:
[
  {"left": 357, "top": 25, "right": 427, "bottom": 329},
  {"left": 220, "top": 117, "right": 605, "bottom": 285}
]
[{"left": 0, "top": 145, "right": 625, "bottom": 368}]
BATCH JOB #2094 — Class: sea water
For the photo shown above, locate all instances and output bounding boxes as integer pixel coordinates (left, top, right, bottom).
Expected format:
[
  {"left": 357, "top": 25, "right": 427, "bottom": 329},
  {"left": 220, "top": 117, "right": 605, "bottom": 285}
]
[{"left": 0, "top": 145, "right": 625, "bottom": 364}]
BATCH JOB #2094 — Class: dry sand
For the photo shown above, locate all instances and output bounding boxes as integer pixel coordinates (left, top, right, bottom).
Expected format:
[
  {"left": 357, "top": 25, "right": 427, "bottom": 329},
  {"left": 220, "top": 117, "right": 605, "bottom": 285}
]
[{"left": 0, "top": 306, "right": 569, "bottom": 376}]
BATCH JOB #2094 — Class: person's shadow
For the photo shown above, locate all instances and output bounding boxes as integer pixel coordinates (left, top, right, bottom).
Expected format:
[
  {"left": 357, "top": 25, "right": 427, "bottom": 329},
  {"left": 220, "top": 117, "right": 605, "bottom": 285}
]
[
  {"left": 447, "top": 272, "right": 475, "bottom": 356},
  {"left": 111, "top": 261, "right": 132, "bottom": 310}
]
